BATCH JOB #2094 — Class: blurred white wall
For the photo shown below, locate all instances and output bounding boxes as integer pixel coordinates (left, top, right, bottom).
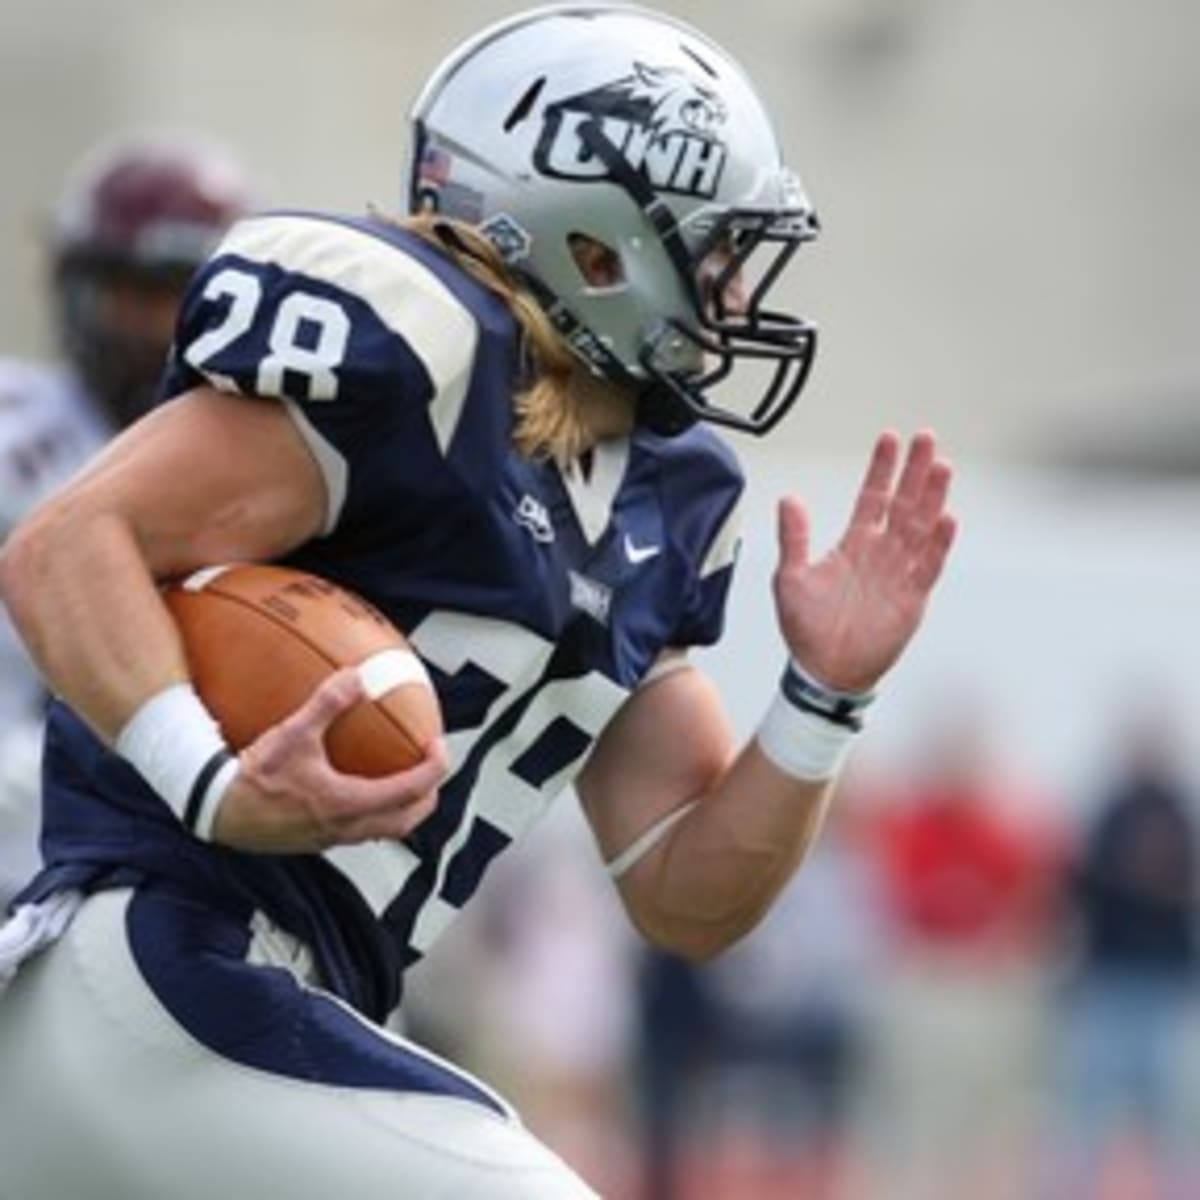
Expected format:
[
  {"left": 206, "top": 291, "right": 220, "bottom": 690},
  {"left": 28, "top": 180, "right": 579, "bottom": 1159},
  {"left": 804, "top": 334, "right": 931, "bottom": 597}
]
[{"left": 2, "top": 0, "right": 1198, "bottom": 461}]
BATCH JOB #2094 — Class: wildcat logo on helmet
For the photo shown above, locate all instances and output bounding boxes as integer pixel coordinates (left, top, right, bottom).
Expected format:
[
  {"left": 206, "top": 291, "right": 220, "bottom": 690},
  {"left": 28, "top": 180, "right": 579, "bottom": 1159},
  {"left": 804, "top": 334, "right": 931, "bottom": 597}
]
[{"left": 534, "top": 63, "right": 729, "bottom": 199}]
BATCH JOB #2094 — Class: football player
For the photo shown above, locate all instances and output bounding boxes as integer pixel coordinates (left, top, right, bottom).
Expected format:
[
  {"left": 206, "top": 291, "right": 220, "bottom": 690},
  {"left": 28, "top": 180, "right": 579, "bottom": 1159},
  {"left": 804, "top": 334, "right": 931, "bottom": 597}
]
[
  {"left": 0, "top": 133, "right": 250, "bottom": 906},
  {"left": 0, "top": 7, "right": 956, "bottom": 1198}
]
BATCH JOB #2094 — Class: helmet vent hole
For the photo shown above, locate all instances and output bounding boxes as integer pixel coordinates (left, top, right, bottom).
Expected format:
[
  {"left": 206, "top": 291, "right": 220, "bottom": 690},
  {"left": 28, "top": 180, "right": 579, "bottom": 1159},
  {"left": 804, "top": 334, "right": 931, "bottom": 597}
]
[
  {"left": 503, "top": 77, "right": 547, "bottom": 132},
  {"left": 568, "top": 233, "right": 625, "bottom": 288},
  {"left": 680, "top": 43, "right": 718, "bottom": 78}
]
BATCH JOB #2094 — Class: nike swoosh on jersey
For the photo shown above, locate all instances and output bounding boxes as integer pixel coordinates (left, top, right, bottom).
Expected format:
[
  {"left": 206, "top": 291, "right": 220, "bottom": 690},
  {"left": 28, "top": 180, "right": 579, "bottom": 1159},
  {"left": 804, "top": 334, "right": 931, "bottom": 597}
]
[{"left": 623, "top": 533, "right": 662, "bottom": 564}]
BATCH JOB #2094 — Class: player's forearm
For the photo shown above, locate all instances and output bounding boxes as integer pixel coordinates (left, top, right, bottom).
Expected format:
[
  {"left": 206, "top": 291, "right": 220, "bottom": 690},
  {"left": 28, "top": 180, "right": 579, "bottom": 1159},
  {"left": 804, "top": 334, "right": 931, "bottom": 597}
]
[
  {"left": 0, "top": 499, "right": 189, "bottom": 740},
  {"left": 0, "top": 393, "right": 327, "bottom": 744},
  {"left": 630, "top": 744, "right": 836, "bottom": 961}
]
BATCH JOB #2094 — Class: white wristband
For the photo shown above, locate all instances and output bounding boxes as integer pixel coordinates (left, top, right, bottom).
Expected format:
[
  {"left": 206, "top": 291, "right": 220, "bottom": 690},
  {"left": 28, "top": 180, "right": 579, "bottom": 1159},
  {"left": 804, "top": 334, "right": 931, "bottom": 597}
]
[
  {"left": 756, "top": 689, "right": 861, "bottom": 782},
  {"left": 115, "top": 683, "right": 238, "bottom": 841}
]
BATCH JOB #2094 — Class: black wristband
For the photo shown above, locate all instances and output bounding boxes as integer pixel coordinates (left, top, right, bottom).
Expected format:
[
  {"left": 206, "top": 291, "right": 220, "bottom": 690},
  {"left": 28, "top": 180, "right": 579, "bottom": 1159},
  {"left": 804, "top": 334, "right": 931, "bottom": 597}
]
[
  {"left": 779, "top": 661, "right": 874, "bottom": 732},
  {"left": 183, "top": 748, "right": 236, "bottom": 835}
]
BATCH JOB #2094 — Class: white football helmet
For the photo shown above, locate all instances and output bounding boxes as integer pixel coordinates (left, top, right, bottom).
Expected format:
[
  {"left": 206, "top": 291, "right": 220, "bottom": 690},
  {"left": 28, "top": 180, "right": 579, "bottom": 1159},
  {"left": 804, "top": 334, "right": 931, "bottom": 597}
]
[{"left": 407, "top": 3, "right": 819, "bottom": 436}]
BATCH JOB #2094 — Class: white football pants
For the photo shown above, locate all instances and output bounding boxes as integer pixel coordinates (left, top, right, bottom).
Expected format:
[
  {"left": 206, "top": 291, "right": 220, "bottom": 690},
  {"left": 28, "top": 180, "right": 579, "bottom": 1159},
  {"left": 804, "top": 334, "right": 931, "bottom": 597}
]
[{"left": 0, "top": 888, "right": 599, "bottom": 1199}]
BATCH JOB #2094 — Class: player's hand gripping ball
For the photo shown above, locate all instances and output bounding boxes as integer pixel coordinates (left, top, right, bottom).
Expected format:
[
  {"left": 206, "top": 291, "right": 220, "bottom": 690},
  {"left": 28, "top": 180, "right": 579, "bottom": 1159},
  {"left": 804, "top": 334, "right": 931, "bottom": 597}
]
[{"left": 162, "top": 564, "right": 441, "bottom": 776}]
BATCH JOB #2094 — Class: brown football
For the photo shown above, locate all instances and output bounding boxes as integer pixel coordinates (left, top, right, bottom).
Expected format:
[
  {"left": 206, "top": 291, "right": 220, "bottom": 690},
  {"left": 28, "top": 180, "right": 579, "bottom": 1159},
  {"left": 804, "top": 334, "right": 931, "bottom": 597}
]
[{"left": 162, "top": 563, "right": 441, "bottom": 776}]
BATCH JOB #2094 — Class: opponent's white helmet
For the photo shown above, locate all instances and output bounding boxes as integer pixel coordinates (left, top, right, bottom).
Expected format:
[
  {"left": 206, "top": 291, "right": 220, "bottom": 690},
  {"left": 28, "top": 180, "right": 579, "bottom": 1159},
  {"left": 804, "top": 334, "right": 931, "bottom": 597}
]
[{"left": 407, "top": 3, "right": 819, "bottom": 436}]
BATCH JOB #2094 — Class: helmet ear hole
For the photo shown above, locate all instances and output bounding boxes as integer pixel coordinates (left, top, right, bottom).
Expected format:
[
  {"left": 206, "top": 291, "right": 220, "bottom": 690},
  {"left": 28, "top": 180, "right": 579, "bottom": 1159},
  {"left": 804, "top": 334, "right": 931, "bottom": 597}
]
[{"left": 568, "top": 233, "right": 624, "bottom": 288}]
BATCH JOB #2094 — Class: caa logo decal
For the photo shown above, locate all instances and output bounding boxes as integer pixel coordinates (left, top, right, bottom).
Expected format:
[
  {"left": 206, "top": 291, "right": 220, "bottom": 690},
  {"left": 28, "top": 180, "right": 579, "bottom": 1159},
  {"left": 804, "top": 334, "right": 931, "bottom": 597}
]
[
  {"left": 534, "top": 63, "right": 729, "bottom": 199},
  {"left": 514, "top": 493, "right": 554, "bottom": 544},
  {"left": 479, "top": 213, "right": 533, "bottom": 263}
]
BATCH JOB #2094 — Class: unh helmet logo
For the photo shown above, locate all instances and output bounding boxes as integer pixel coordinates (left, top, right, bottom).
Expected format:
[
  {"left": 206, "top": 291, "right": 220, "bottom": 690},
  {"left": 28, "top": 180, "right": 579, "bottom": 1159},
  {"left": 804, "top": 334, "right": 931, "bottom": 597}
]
[{"left": 534, "top": 64, "right": 729, "bottom": 199}]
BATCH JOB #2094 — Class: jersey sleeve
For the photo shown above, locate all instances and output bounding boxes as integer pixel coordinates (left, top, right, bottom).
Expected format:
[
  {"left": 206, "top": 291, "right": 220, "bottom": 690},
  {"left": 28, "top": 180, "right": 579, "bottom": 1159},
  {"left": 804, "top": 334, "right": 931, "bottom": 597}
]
[
  {"left": 661, "top": 431, "right": 745, "bottom": 648},
  {"left": 164, "top": 212, "right": 507, "bottom": 535}
]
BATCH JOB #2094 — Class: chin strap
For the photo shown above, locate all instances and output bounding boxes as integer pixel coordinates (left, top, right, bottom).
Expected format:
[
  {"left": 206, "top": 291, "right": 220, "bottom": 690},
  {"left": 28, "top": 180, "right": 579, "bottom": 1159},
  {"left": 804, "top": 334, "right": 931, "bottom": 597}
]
[
  {"left": 576, "top": 120, "right": 695, "bottom": 280},
  {"left": 636, "top": 385, "right": 697, "bottom": 437},
  {"left": 546, "top": 119, "right": 703, "bottom": 438},
  {"left": 515, "top": 264, "right": 700, "bottom": 437}
]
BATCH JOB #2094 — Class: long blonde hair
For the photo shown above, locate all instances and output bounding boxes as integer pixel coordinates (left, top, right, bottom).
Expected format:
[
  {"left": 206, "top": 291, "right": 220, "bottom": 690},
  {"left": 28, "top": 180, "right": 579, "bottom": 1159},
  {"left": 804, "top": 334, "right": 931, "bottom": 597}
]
[{"left": 402, "top": 213, "right": 590, "bottom": 465}]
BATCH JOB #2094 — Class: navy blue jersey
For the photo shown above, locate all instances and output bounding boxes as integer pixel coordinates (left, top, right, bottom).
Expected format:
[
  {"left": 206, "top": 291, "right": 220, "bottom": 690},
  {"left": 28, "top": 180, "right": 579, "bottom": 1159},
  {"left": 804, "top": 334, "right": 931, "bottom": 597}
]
[{"left": 28, "top": 212, "right": 744, "bottom": 1019}]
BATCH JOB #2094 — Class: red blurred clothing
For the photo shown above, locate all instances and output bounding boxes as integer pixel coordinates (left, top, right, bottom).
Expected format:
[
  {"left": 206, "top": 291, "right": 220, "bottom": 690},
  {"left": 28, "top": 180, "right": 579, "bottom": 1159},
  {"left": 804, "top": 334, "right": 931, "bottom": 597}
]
[{"left": 868, "top": 781, "right": 1062, "bottom": 956}]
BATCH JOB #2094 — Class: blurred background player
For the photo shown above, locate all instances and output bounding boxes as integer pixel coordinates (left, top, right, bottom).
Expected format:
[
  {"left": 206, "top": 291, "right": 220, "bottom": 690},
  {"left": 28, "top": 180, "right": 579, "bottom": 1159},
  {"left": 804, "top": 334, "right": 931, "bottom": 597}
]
[
  {"left": 633, "top": 788, "right": 884, "bottom": 1200},
  {"left": 1050, "top": 707, "right": 1200, "bottom": 1199},
  {"left": 861, "top": 704, "right": 1063, "bottom": 1200},
  {"left": 0, "top": 132, "right": 251, "bottom": 905}
]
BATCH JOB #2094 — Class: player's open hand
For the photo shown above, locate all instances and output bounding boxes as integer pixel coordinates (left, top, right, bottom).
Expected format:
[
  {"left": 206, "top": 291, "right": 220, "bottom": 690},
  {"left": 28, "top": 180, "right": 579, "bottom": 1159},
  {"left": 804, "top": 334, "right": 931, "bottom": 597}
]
[
  {"left": 773, "top": 430, "right": 957, "bottom": 694},
  {"left": 212, "top": 668, "right": 450, "bottom": 853}
]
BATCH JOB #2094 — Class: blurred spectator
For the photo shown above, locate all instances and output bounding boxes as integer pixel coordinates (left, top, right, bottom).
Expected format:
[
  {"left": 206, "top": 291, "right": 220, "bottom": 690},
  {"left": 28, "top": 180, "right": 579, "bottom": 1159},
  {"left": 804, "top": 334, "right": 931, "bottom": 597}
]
[
  {"left": 635, "top": 947, "right": 713, "bottom": 1200},
  {"left": 1049, "top": 711, "right": 1200, "bottom": 1200},
  {"left": 862, "top": 708, "right": 1063, "bottom": 1200},
  {"left": 870, "top": 722, "right": 1058, "bottom": 959},
  {"left": 634, "top": 786, "right": 886, "bottom": 1200},
  {"left": 0, "top": 131, "right": 251, "bottom": 906}
]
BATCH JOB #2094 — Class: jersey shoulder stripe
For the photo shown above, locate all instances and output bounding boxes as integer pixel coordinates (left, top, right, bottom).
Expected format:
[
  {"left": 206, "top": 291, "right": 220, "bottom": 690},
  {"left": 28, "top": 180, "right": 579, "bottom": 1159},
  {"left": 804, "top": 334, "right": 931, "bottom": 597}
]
[
  {"left": 167, "top": 212, "right": 524, "bottom": 534},
  {"left": 203, "top": 212, "right": 480, "bottom": 453}
]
